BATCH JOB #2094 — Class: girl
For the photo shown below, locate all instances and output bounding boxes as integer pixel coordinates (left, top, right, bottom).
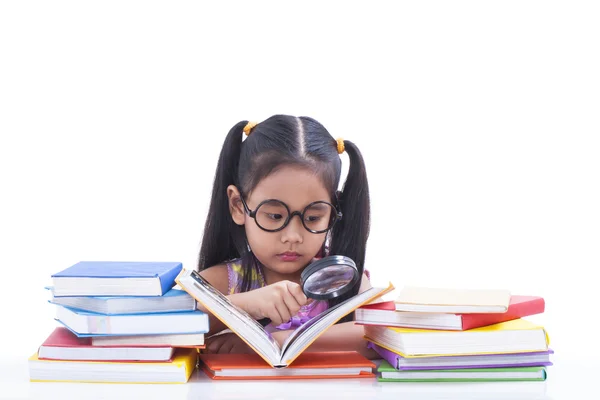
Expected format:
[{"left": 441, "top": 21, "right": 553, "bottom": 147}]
[{"left": 197, "top": 114, "right": 375, "bottom": 358}]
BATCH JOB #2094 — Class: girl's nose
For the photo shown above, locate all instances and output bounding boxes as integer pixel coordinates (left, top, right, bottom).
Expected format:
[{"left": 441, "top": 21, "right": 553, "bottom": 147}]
[{"left": 281, "top": 214, "right": 304, "bottom": 244}]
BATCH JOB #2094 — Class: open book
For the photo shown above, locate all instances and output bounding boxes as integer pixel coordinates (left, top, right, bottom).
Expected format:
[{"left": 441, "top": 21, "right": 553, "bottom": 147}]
[{"left": 175, "top": 269, "right": 393, "bottom": 368}]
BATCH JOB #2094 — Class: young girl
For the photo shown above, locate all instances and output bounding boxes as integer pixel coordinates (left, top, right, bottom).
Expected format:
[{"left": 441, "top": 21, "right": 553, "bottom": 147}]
[{"left": 197, "top": 114, "right": 376, "bottom": 358}]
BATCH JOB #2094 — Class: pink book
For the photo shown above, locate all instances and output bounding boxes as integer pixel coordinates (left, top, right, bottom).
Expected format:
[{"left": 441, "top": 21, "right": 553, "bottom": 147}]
[
  {"left": 38, "top": 327, "right": 174, "bottom": 361},
  {"left": 356, "top": 295, "right": 545, "bottom": 330}
]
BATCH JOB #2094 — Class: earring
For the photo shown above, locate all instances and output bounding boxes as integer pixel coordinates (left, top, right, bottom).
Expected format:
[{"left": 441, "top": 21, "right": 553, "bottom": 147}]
[{"left": 246, "top": 240, "right": 252, "bottom": 253}]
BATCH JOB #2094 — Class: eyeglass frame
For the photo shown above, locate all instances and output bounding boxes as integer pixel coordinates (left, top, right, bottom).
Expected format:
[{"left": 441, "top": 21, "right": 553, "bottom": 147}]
[{"left": 238, "top": 190, "right": 343, "bottom": 234}]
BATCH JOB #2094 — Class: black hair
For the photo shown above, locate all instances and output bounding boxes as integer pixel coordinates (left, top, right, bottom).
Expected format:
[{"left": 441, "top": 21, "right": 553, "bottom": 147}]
[{"left": 198, "top": 115, "right": 370, "bottom": 322}]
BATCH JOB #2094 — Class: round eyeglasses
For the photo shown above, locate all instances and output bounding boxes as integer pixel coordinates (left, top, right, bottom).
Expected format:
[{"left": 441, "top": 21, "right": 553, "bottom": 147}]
[{"left": 239, "top": 194, "right": 342, "bottom": 234}]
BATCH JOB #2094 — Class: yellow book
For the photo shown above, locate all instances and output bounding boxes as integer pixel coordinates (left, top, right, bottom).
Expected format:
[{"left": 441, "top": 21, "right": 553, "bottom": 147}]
[
  {"left": 29, "top": 348, "right": 196, "bottom": 383},
  {"left": 365, "top": 319, "right": 549, "bottom": 358}
]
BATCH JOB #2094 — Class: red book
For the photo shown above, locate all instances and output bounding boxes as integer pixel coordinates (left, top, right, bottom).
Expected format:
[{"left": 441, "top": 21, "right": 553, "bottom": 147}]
[
  {"left": 38, "top": 327, "right": 174, "bottom": 361},
  {"left": 200, "top": 351, "right": 376, "bottom": 380},
  {"left": 355, "top": 295, "right": 545, "bottom": 331}
]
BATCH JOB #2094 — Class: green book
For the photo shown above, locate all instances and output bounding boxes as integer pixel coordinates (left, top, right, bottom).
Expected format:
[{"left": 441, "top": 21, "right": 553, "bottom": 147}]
[{"left": 377, "top": 361, "right": 547, "bottom": 382}]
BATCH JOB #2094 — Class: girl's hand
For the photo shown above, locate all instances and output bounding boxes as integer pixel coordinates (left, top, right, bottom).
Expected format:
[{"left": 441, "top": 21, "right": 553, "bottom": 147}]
[
  {"left": 240, "top": 281, "right": 308, "bottom": 325},
  {"left": 205, "top": 332, "right": 254, "bottom": 354}
]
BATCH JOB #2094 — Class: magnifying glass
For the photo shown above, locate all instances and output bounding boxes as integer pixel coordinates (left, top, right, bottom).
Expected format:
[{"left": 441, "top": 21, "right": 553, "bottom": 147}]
[{"left": 258, "top": 255, "right": 360, "bottom": 326}]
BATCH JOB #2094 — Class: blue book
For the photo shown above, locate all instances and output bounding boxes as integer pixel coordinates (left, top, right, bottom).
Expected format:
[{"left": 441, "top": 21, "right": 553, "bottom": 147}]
[
  {"left": 51, "top": 261, "right": 183, "bottom": 297},
  {"left": 47, "top": 287, "right": 196, "bottom": 315},
  {"left": 55, "top": 305, "right": 209, "bottom": 336}
]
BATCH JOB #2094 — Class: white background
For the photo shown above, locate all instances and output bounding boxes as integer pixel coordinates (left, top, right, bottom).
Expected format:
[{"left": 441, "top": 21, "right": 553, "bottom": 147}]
[{"left": 0, "top": 0, "right": 598, "bottom": 389}]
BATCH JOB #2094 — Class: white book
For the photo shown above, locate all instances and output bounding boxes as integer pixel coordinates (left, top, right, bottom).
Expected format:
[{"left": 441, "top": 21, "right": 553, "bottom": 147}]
[
  {"left": 365, "top": 319, "right": 549, "bottom": 357},
  {"left": 176, "top": 269, "right": 393, "bottom": 368},
  {"left": 55, "top": 305, "right": 209, "bottom": 336},
  {"left": 395, "top": 286, "right": 511, "bottom": 313},
  {"left": 91, "top": 333, "right": 205, "bottom": 347},
  {"left": 29, "top": 349, "right": 197, "bottom": 383},
  {"left": 38, "top": 328, "right": 174, "bottom": 361},
  {"left": 47, "top": 287, "right": 196, "bottom": 315}
]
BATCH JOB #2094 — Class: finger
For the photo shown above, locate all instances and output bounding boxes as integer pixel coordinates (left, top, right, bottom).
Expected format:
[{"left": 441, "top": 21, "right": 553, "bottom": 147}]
[
  {"left": 206, "top": 336, "right": 225, "bottom": 353},
  {"left": 286, "top": 281, "right": 308, "bottom": 306},
  {"left": 263, "top": 303, "right": 284, "bottom": 326},
  {"left": 273, "top": 300, "right": 291, "bottom": 325},
  {"left": 282, "top": 288, "right": 302, "bottom": 316},
  {"left": 217, "top": 338, "right": 235, "bottom": 354},
  {"left": 232, "top": 340, "right": 252, "bottom": 354}
]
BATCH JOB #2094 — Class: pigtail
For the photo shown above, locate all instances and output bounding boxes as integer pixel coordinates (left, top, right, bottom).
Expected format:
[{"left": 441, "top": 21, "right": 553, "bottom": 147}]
[
  {"left": 198, "top": 121, "right": 248, "bottom": 271},
  {"left": 328, "top": 140, "right": 370, "bottom": 320}
]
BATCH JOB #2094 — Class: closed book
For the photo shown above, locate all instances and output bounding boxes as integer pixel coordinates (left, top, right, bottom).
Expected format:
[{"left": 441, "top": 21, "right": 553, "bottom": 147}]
[
  {"left": 367, "top": 342, "right": 554, "bottom": 370},
  {"left": 55, "top": 305, "right": 209, "bottom": 336},
  {"left": 91, "top": 333, "right": 204, "bottom": 347},
  {"left": 377, "top": 360, "right": 547, "bottom": 382},
  {"left": 365, "top": 319, "right": 549, "bottom": 357},
  {"left": 47, "top": 287, "right": 196, "bottom": 315},
  {"left": 38, "top": 327, "right": 174, "bottom": 361},
  {"left": 356, "top": 295, "right": 545, "bottom": 330},
  {"left": 29, "top": 348, "right": 197, "bottom": 383},
  {"left": 51, "top": 261, "right": 183, "bottom": 296},
  {"left": 395, "top": 286, "right": 511, "bottom": 313},
  {"left": 200, "top": 352, "right": 375, "bottom": 380}
]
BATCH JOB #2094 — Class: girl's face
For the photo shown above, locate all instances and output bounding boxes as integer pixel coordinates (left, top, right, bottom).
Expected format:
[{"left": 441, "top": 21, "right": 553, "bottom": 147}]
[{"left": 228, "top": 166, "right": 331, "bottom": 281}]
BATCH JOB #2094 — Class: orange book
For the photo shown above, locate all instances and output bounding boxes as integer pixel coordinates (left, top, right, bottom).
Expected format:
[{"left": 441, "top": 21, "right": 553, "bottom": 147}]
[{"left": 200, "top": 351, "right": 375, "bottom": 380}]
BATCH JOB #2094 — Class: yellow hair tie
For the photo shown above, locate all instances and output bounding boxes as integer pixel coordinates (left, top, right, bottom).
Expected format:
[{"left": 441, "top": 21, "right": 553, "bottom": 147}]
[
  {"left": 336, "top": 138, "right": 345, "bottom": 154},
  {"left": 243, "top": 121, "right": 258, "bottom": 136}
]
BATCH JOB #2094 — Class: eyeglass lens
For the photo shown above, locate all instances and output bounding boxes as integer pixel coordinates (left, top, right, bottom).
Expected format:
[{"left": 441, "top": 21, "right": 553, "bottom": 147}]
[{"left": 254, "top": 200, "right": 334, "bottom": 232}]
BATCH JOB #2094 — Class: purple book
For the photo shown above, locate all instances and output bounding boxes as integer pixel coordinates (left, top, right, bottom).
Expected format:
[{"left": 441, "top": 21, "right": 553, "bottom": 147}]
[{"left": 367, "top": 342, "right": 554, "bottom": 370}]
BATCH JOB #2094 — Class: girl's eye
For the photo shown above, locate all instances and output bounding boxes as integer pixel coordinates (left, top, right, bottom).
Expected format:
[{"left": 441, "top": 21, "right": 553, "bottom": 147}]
[
  {"left": 267, "top": 213, "right": 283, "bottom": 221},
  {"left": 305, "top": 215, "right": 323, "bottom": 223}
]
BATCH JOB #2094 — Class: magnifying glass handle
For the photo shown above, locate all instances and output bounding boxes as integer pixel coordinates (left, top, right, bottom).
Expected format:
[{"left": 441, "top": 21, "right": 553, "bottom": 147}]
[{"left": 258, "top": 318, "right": 271, "bottom": 327}]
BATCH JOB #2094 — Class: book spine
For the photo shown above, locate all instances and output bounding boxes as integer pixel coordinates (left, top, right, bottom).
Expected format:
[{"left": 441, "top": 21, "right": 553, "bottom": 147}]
[{"left": 367, "top": 342, "right": 401, "bottom": 369}]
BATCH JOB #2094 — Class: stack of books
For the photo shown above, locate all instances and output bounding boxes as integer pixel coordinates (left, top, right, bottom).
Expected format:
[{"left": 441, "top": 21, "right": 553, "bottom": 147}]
[
  {"left": 356, "top": 286, "right": 552, "bottom": 382},
  {"left": 28, "top": 261, "right": 209, "bottom": 384}
]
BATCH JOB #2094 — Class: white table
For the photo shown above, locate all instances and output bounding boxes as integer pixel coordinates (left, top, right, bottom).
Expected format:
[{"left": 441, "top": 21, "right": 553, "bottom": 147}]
[{"left": 0, "top": 355, "right": 587, "bottom": 399}]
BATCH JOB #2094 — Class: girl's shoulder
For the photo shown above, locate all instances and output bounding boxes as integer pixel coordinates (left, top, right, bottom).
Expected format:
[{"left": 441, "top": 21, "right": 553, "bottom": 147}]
[{"left": 197, "top": 263, "right": 230, "bottom": 295}]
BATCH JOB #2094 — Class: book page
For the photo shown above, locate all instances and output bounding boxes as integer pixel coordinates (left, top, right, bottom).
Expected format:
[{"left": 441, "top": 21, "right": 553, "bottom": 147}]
[
  {"left": 177, "top": 270, "right": 281, "bottom": 364},
  {"left": 280, "top": 284, "right": 393, "bottom": 365}
]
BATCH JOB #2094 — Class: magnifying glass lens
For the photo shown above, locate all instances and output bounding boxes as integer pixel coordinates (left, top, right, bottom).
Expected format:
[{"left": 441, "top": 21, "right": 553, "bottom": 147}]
[{"left": 303, "top": 265, "right": 356, "bottom": 296}]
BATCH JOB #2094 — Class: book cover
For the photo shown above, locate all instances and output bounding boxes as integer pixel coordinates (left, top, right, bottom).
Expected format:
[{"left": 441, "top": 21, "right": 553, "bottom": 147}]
[
  {"left": 377, "top": 360, "right": 547, "bottom": 382},
  {"left": 200, "top": 351, "right": 375, "bottom": 380},
  {"left": 51, "top": 261, "right": 183, "bottom": 296}
]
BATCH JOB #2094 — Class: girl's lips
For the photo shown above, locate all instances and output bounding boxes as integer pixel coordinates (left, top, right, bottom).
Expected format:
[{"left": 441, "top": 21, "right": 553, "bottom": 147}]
[{"left": 277, "top": 252, "right": 301, "bottom": 261}]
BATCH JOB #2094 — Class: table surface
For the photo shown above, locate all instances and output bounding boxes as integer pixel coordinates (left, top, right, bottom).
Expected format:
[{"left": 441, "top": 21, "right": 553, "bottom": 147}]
[{"left": 0, "top": 355, "right": 587, "bottom": 399}]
